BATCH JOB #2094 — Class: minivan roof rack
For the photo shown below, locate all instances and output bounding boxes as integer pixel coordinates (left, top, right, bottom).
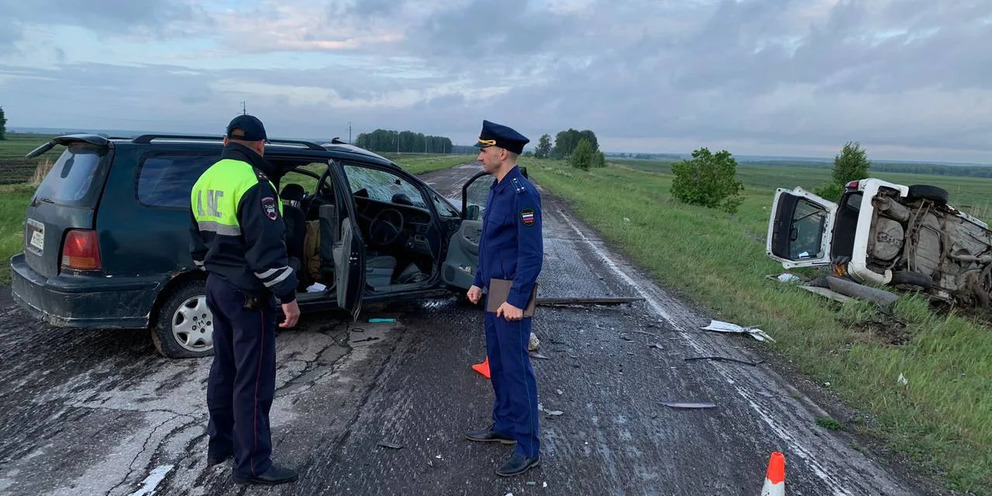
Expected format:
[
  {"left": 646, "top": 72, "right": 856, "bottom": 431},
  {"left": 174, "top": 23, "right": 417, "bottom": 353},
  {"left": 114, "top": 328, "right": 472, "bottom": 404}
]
[{"left": 131, "top": 134, "right": 326, "bottom": 151}]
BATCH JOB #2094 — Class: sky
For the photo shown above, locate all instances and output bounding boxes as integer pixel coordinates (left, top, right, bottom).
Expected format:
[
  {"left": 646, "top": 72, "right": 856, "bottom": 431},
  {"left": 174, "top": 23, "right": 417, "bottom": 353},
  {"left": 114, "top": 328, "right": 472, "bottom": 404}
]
[{"left": 1, "top": 0, "right": 991, "bottom": 163}]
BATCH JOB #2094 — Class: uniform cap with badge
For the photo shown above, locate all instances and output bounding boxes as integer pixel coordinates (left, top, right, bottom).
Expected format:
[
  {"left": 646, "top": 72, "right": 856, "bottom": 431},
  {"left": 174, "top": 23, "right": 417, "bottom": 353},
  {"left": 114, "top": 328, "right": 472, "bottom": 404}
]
[{"left": 474, "top": 120, "right": 530, "bottom": 155}]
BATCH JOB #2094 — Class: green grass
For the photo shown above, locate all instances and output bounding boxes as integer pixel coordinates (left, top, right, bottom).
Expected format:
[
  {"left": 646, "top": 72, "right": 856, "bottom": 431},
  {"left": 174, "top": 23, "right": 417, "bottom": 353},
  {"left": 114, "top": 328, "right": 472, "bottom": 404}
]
[
  {"left": 0, "top": 133, "right": 60, "bottom": 185},
  {"left": 522, "top": 158, "right": 992, "bottom": 494},
  {"left": 0, "top": 184, "right": 34, "bottom": 284}
]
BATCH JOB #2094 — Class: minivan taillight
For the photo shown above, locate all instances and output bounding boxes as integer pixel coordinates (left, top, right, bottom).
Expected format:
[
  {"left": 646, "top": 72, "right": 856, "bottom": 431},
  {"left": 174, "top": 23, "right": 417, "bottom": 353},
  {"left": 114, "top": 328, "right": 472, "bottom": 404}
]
[{"left": 62, "top": 229, "right": 102, "bottom": 271}]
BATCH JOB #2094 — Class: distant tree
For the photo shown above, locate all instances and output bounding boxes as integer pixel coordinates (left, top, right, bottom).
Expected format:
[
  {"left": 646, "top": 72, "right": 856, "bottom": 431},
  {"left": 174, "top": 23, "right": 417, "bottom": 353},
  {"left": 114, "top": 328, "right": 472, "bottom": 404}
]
[
  {"left": 671, "top": 147, "right": 744, "bottom": 213},
  {"left": 354, "top": 129, "right": 452, "bottom": 154},
  {"left": 815, "top": 141, "right": 871, "bottom": 201},
  {"left": 570, "top": 139, "right": 596, "bottom": 170},
  {"left": 593, "top": 150, "right": 606, "bottom": 168},
  {"left": 535, "top": 134, "right": 552, "bottom": 159},
  {"left": 552, "top": 128, "right": 599, "bottom": 159},
  {"left": 0, "top": 106, "right": 6, "bottom": 140}
]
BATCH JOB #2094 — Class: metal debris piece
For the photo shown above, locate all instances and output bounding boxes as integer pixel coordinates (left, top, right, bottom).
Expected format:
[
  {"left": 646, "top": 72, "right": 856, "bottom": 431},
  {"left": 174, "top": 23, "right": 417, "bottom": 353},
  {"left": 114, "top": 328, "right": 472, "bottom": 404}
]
[
  {"left": 545, "top": 410, "right": 564, "bottom": 416},
  {"left": 377, "top": 442, "right": 403, "bottom": 450},
  {"left": 529, "top": 352, "right": 550, "bottom": 360},
  {"left": 661, "top": 402, "right": 717, "bottom": 409},
  {"left": 369, "top": 318, "right": 396, "bottom": 323},
  {"left": 701, "top": 320, "right": 775, "bottom": 343},
  {"left": 684, "top": 356, "right": 762, "bottom": 366}
]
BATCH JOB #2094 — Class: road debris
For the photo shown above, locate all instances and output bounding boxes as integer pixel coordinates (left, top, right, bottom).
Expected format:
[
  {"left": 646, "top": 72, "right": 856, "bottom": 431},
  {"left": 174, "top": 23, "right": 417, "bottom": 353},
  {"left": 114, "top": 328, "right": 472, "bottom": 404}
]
[
  {"left": 898, "top": 373, "right": 908, "bottom": 386},
  {"left": 529, "top": 352, "right": 550, "bottom": 360},
  {"left": 536, "top": 296, "right": 644, "bottom": 307},
  {"left": 701, "top": 320, "right": 775, "bottom": 342},
  {"left": 529, "top": 332, "right": 541, "bottom": 351},
  {"left": 377, "top": 441, "right": 403, "bottom": 450},
  {"left": 684, "top": 356, "right": 763, "bottom": 366},
  {"left": 648, "top": 343, "right": 664, "bottom": 350},
  {"left": 661, "top": 402, "right": 717, "bottom": 409},
  {"left": 369, "top": 318, "right": 396, "bottom": 323},
  {"left": 545, "top": 410, "right": 564, "bottom": 417},
  {"left": 766, "top": 273, "right": 801, "bottom": 283}
]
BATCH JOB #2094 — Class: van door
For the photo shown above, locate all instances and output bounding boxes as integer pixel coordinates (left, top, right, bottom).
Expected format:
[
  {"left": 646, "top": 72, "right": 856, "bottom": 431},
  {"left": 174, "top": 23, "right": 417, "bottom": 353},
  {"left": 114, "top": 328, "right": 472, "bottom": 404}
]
[
  {"left": 22, "top": 137, "right": 113, "bottom": 278},
  {"left": 766, "top": 187, "right": 837, "bottom": 268},
  {"left": 442, "top": 171, "right": 490, "bottom": 289},
  {"left": 328, "top": 161, "right": 366, "bottom": 319}
]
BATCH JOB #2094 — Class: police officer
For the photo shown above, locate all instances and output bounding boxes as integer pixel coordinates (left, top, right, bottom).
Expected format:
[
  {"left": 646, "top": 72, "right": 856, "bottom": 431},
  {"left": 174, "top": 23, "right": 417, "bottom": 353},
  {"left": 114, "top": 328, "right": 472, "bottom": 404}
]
[
  {"left": 464, "top": 120, "right": 543, "bottom": 477},
  {"left": 189, "top": 114, "right": 300, "bottom": 485}
]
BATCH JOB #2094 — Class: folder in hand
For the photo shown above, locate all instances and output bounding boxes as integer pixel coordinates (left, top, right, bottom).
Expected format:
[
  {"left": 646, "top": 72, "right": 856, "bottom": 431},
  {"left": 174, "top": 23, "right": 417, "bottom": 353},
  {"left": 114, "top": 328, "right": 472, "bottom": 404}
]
[{"left": 486, "top": 278, "right": 537, "bottom": 317}]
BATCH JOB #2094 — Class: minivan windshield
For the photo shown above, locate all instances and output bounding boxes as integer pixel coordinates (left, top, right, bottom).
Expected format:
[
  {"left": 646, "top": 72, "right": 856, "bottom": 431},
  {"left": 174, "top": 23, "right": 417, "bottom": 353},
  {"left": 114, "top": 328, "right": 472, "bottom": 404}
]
[{"left": 33, "top": 143, "right": 110, "bottom": 208}]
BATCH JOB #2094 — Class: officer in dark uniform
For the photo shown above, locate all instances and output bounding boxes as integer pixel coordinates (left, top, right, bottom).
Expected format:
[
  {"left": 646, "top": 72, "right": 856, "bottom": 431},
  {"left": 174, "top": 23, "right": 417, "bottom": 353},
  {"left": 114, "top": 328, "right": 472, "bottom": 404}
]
[
  {"left": 189, "top": 114, "right": 301, "bottom": 486},
  {"left": 464, "top": 120, "right": 544, "bottom": 477}
]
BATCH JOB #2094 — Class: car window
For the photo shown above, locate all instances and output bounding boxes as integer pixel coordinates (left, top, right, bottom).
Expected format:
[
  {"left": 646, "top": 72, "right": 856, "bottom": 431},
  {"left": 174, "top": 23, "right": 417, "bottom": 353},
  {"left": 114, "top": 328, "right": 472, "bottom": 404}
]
[
  {"left": 789, "top": 199, "right": 829, "bottom": 259},
  {"left": 465, "top": 174, "right": 493, "bottom": 218},
  {"left": 34, "top": 143, "right": 110, "bottom": 208},
  {"left": 138, "top": 154, "right": 216, "bottom": 208},
  {"left": 432, "top": 193, "right": 459, "bottom": 218},
  {"left": 342, "top": 164, "right": 428, "bottom": 209}
]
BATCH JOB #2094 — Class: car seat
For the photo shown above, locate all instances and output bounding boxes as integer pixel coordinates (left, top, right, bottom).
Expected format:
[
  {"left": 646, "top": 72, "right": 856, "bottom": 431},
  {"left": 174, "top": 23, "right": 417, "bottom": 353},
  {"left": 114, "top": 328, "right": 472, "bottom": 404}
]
[{"left": 280, "top": 184, "right": 308, "bottom": 287}]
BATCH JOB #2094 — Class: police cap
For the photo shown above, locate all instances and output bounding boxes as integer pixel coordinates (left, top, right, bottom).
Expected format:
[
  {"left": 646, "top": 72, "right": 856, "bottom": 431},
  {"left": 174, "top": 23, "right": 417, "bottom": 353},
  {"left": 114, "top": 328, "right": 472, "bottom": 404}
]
[
  {"left": 226, "top": 114, "right": 268, "bottom": 142},
  {"left": 474, "top": 120, "right": 529, "bottom": 155}
]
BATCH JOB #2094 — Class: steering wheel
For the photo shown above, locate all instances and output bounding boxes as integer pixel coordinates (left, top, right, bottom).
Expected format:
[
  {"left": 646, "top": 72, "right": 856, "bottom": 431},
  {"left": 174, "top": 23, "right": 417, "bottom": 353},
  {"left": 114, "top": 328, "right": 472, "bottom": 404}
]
[{"left": 369, "top": 209, "right": 404, "bottom": 246}]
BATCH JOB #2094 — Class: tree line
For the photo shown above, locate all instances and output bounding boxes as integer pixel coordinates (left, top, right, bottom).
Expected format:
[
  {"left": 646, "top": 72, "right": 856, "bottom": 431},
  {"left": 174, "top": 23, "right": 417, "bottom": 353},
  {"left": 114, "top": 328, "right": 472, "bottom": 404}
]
[
  {"left": 354, "top": 129, "right": 453, "bottom": 154},
  {"left": 0, "top": 106, "right": 7, "bottom": 140}
]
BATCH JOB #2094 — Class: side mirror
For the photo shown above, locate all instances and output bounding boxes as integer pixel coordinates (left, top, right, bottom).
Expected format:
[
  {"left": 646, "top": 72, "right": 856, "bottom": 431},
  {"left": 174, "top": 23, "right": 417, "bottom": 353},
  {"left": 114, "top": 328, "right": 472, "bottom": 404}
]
[{"left": 466, "top": 204, "right": 480, "bottom": 221}]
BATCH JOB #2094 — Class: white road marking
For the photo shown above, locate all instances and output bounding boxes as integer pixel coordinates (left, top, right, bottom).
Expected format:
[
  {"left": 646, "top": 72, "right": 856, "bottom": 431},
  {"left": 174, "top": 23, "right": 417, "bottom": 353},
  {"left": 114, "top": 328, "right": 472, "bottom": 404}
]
[{"left": 129, "top": 465, "right": 174, "bottom": 496}]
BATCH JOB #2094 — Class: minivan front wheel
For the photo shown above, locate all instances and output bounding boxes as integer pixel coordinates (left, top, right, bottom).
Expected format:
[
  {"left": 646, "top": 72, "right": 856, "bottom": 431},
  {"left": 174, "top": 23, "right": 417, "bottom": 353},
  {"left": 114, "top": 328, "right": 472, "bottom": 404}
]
[{"left": 152, "top": 280, "right": 214, "bottom": 359}]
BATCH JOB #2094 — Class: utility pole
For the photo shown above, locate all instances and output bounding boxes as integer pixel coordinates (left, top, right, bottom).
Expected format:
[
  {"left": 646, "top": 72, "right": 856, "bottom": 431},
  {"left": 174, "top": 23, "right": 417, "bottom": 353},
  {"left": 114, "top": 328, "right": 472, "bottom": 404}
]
[
  {"left": 348, "top": 122, "right": 352, "bottom": 143},
  {"left": 240, "top": 101, "right": 246, "bottom": 115}
]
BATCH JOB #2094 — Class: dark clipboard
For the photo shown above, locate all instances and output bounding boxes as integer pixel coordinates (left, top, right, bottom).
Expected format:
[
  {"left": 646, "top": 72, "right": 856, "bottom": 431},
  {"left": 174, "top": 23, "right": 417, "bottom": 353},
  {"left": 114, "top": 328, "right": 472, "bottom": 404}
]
[{"left": 486, "top": 279, "right": 537, "bottom": 317}]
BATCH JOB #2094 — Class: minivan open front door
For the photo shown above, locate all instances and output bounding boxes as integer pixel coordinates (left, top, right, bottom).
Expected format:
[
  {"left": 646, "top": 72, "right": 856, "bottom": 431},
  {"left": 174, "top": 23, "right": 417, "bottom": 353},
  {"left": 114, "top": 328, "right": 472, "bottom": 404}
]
[
  {"left": 766, "top": 187, "right": 837, "bottom": 269},
  {"left": 328, "top": 161, "right": 366, "bottom": 319},
  {"left": 441, "top": 171, "right": 490, "bottom": 290}
]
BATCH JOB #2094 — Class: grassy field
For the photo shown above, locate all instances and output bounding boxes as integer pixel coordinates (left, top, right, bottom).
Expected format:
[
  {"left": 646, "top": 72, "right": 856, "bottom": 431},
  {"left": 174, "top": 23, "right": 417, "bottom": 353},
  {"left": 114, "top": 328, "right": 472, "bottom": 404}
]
[
  {"left": 383, "top": 153, "right": 476, "bottom": 174},
  {"left": 0, "top": 133, "right": 60, "bottom": 185},
  {"left": 617, "top": 158, "right": 992, "bottom": 219},
  {"left": 522, "top": 157, "right": 992, "bottom": 494},
  {"left": 0, "top": 184, "right": 35, "bottom": 284}
]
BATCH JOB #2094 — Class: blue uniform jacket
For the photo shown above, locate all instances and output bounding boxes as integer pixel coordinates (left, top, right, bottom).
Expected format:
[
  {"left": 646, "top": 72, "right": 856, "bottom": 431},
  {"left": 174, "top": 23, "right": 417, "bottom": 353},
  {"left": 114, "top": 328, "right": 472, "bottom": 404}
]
[{"left": 472, "top": 166, "right": 543, "bottom": 309}]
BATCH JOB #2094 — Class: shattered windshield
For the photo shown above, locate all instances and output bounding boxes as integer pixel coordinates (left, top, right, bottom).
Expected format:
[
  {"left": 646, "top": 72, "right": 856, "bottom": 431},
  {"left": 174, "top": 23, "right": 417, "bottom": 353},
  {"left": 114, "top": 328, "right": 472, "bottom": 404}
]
[{"left": 789, "top": 200, "right": 829, "bottom": 259}]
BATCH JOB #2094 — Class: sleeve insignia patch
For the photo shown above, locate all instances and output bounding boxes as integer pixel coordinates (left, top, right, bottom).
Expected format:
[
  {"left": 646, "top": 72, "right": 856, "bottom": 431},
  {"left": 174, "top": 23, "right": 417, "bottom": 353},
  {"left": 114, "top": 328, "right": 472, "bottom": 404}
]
[
  {"left": 261, "top": 196, "right": 279, "bottom": 221},
  {"left": 521, "top": 209, "right": 536, "bottom": 226}
]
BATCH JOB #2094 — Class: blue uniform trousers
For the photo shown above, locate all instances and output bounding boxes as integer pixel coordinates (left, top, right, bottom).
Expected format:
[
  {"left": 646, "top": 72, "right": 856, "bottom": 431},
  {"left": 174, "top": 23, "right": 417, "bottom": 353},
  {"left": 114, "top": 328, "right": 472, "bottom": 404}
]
[
  {"left": 485, "top": 309, "right": 540, "bottom": 458},
  {"left": 205, "top": 275, "right": 276, "bottom": 479}
]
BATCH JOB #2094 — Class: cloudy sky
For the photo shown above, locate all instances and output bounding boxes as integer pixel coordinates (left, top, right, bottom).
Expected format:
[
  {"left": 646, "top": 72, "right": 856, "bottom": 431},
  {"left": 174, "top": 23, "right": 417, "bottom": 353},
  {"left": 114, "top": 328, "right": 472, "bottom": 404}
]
[{"left": 1, "top": 0, "right": 991, "bottom": 162}]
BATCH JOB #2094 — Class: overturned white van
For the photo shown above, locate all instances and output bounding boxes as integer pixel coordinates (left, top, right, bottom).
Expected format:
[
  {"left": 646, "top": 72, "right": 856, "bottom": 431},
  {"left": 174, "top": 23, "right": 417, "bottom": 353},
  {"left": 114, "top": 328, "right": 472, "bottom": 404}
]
[{"left": 766, "top": 178, "right": 992, "bottom": 306}]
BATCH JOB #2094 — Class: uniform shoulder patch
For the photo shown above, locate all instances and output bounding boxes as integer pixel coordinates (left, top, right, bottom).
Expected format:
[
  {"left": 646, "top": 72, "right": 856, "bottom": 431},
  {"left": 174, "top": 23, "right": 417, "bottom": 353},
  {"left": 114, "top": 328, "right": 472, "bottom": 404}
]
[
  {"left": 520, "top": 208, "right": 536, "bottom": 227},
  {"left": 261, "top": 196, "right": 279, "bottom": 221},
  {"left": 512, "top": 177, "right": 528, "bottom": 194}
]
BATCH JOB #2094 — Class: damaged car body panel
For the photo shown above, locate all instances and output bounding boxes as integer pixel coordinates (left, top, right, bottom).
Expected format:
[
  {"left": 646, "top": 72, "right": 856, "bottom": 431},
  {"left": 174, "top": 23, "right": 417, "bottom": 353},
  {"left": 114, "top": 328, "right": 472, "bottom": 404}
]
[{"left": 767, "top": 177, "right": 992, "bottom": 306}]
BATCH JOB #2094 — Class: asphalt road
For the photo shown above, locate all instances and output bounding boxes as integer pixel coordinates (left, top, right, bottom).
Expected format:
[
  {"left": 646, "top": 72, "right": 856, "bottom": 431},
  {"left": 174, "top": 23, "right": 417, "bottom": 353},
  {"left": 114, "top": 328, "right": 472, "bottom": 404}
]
[{"left": 0, "top": 163, "right": 939, "bottom": 495}]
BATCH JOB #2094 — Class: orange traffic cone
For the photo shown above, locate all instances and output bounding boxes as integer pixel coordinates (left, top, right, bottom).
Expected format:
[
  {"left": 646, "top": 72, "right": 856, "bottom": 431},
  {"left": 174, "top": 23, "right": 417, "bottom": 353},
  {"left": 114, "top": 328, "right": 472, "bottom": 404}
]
[
  {"left": 471, "top": 357, "right": 490, "bottom": 379},
  {"left": 760, "top": 452, "right": 785, "bottom": 496}
]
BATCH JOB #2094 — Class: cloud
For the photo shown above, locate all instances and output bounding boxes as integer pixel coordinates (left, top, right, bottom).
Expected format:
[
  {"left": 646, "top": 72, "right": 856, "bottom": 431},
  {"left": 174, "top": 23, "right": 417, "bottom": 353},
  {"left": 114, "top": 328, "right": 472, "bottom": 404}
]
[{"left": 1, "top": 0, "right": 991, "bottom": 162}]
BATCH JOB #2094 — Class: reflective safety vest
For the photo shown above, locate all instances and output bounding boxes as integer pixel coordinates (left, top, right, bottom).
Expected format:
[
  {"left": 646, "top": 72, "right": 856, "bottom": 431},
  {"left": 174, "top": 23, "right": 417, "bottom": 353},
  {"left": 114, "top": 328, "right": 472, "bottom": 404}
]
[{"left": 189, "top": 155, "right": 297, "bottom": 301}]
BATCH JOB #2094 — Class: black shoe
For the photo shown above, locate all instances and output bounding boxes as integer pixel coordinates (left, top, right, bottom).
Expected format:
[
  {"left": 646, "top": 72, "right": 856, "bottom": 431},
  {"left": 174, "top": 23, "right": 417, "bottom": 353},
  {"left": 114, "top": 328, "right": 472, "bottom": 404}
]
[
  {"left": 465, "top": 426, "right": 516, "bottom": 445},
  {"left": 233, "top": 464, "right": 299, "bottom": 485},
  {"left": 496, "top": 452, "right": 540, "bottom": 477},
  {"left": 206, "top": 451, "right": 232, "bottom": 466}
]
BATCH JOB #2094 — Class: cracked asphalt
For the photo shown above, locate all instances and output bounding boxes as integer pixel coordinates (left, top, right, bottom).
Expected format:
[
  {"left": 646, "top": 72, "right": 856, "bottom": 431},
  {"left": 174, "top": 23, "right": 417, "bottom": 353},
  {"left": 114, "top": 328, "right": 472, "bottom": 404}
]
[{"left": 0, "top": 163, "right": 940, "bottom": 495}]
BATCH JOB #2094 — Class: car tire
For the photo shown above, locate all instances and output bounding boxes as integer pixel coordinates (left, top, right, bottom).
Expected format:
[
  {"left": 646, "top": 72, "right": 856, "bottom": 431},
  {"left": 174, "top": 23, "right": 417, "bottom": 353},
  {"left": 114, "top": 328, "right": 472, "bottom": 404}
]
[
  {"left": 907, "top": 185, "right": 949, "bottom": 205},
  {"left": 890, "top": 270, "right": 933, "bottom": 290},
  {"left": 151, "top": 280, "right": 214, "bottom": 359}
]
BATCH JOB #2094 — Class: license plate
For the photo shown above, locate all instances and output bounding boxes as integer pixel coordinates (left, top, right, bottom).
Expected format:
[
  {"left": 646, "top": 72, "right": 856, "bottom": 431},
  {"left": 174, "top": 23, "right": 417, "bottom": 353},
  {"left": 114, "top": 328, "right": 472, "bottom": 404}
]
[{"left": 27, "top": 219, "right": 44, "bottom": 253}]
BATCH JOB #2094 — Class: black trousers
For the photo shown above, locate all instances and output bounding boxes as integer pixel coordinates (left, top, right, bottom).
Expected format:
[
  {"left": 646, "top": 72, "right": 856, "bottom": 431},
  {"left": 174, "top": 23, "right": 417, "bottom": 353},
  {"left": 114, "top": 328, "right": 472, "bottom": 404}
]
[{"left": 205, "top": 275, "right": 277, "bottom": 478}]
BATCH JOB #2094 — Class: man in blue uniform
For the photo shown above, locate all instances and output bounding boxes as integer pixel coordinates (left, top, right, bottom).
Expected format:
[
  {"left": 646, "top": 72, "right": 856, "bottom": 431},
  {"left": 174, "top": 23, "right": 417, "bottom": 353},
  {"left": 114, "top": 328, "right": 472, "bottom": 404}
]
[
  {"left": 190, "top": 115, "right": 301, "bottom": 485},
  {"left": 464, "top": 120, "right": 543, "bottom": 477}
]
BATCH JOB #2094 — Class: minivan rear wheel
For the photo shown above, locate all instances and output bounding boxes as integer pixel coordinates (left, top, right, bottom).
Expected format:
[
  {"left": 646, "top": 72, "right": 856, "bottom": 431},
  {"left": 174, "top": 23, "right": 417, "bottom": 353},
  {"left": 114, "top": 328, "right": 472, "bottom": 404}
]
[
  {"left": 152, "top": 280, "right": 214, "bottom": 359},
  {"left": 907, "top": 185, "right": 949, "bottom": 205}
]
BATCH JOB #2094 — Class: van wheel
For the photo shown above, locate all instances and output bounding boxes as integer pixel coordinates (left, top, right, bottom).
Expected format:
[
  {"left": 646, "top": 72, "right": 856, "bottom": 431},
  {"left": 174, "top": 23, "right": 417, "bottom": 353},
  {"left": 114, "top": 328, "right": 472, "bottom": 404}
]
[
  {"left": 151, "top": 280, "right": 214, "bottom": 359},
  {"left": 907, "top": 185, "right": 949, "bottom": 205}
]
